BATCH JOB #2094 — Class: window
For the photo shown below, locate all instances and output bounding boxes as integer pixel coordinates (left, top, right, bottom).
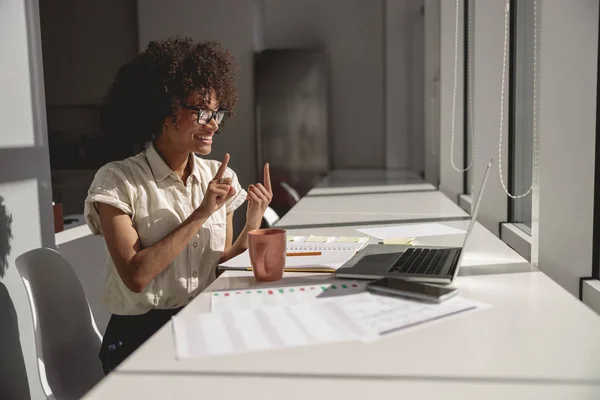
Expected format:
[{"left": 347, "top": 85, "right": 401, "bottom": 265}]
[
  {"left": 464, "top": 0, "right": 475, "bottom": 196},
  {"left": 592, "top": 2, "right": 600, "bottom": 285},
  {"left": 508, "top": 0, "right": 535, "bottom": 232}
]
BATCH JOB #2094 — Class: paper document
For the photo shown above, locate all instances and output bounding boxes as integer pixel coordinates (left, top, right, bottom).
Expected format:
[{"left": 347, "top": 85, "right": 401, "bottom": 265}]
[
  {"left": 286, "top": 235, "right": 370, "bottom": 251},
  {"left": 357, "top": 223, "right": 466, "bottom": 240},
  {"left": 219, "top": 236, "right": 369, "bottom": 272},
  {"left": 173, "top": 291, "right": 486, "bottom": 359},
  {"left": 219, "top": 249, "right": 358, "bottom": 271},
  {"left": 337, "top": 292, "right": 481, "bottom": 335},
  {"left": 210, "top": 281, "right": 368, "bottom": 312},
  {"left": 172, "top": 300, "right": 377, "bottom": 359}
]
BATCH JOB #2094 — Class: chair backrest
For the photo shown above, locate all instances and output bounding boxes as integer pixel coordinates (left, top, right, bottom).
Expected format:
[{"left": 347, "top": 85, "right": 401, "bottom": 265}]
[
  {"left": 263, "top": 206, "right": 280, "bottom": 227},
  {"left": 280, "top": 181, "right": 301, "bottom": 204},
  {"left": 15, "top": 248, "right": 104, "bottom": 400}
]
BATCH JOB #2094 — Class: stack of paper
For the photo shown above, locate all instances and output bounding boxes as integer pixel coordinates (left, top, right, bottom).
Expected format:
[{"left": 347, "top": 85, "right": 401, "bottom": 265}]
[
  {"left": 172, "top": 300, "right": 377, "bottom": 359},
  {"left": 173, "top": 289, "right": 485, "bottom": 359},
  {"left": 219, "top": 235, "right": 370, "bottom": 273}
]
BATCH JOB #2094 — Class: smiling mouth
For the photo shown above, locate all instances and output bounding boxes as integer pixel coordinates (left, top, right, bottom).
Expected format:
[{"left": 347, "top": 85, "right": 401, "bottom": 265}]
[{"left": 193, "top": 134, "right": 212, "bottom": 143}]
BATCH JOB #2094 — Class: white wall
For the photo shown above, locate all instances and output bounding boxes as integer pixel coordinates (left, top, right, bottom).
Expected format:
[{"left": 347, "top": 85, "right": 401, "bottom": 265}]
[
  {"left": 534, "top": 0, "right": 599, "bottom": 295},
  {"left": 261, "top": 0, "right": 385, "bottom": 169},
  {"left": 1, "top": 0, "right": 54, "bottom": 398},
  {"left": 438, "top": 0, "right": 599, "bottom": 297}
]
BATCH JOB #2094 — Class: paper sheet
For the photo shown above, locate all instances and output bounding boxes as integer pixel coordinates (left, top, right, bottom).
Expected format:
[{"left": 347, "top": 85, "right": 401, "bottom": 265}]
[
  {"left": 210, "top": 282, "right": 368, "bottom": 312},
  {"left": 219, "top": 236, "right": 369, "bottom": 271},
  {"left": 173, "top": 291, "right": 486, "bottom": 359},
  {"left": 172, "top": 300, "right": 377, "bottom": 359},
  {"left": 218, "top": 248, "right": 358, "bottom": 270},
  {"left": 356, "top": 223, "right": 466, "bottom": 240},
  {"left": 337, "top": 292, "right": 481, "bottom": 335}
]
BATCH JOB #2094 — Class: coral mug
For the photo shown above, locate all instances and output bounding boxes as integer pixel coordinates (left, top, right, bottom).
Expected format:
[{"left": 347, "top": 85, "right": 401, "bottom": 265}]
[{"left": 248, "top": 228, "right": 286, "bottom": 282}]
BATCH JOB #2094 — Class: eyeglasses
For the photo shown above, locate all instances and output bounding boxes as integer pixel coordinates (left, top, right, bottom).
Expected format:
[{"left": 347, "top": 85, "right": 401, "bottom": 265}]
[{"left": 181, "top": 104, "right": 227, "bottom": 126}]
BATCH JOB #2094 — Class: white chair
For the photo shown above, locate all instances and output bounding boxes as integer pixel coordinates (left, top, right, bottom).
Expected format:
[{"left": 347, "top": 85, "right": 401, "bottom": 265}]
[
  {"left": 15, "top": 248, "right": 104, "bottom": 400},
  {"left": 280, "top": 181, "right": 301, "bottom": 204},
  {"left": 263, "top": 206, "right": 280, "bottom": 227}
]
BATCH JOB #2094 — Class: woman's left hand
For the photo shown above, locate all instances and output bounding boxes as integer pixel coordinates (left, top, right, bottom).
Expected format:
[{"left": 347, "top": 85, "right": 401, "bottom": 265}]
[{"left": 246, "top": 163, "right": 273, "bottom": 230}]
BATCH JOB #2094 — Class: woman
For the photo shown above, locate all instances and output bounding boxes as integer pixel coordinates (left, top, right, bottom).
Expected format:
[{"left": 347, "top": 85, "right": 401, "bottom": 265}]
[{"left": 84, "top": 37, "right": 272, "bottom": 374}]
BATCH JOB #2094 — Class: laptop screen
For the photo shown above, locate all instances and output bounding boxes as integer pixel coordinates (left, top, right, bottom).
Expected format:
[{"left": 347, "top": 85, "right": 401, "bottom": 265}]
[{"left": 452, "top": 159, "right": 493, "bottom": 279}]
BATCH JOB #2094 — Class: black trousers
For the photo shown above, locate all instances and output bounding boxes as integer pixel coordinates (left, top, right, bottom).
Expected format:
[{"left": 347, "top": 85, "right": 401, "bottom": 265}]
[{"left": 99, "top": 307, "right": 183, "bottom": 374}]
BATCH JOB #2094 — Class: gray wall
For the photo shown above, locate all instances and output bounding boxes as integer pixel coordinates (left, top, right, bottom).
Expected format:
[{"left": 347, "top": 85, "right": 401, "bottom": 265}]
[
  {"left": 534, "top": 0, "right": 599, "bottom": 295},
  {"left": 137, "top": 0, "right": 258, "bottom": 234},
  {"left": 1, "top": 0, "right": 55, "bottom": 398},
  {"left": 137, "top": 0, "right": 259, "bottom": 189},
  {"left": 57, "top": 234, "right": 110, "bottom": 334},
  {"left": 386, "top": 0, "right": 425, "bottom": 173},
  {"left": 39, "top": 0, "right": 138, "bottom": 107},
  {"left": 261, "top": 0, "right": 385, "bottom": 169},
  {"left": 137, "top": 0, "right": 422, "bottom": 173}
]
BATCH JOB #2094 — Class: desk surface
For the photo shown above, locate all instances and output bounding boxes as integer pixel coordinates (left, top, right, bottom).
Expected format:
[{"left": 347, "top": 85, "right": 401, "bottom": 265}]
[
  {"left": 84, "top": 372, "right": 600, "bottom": 400},
  {"left": 114, "top": 271, "right": 600, "bottom": 383},
  {"left": 311, "top": 169, "right": 436, "bottom": 195},
  {"left": 271, "top": 220, "right": 528, "bottom": 269},
  {"left": 112, "top": 223, "right": 597, "bottom": 382},
  {"left": 83, "top": 185, "right": 600, "bottom": 399},
  {"left": 307, "top": 182, "right": 437, "bottom": 196},
  {"left": 318, "top": 168, "right": 423, "bottom": 183},
  {"left": 276, "top": 191, "right": 468, "bottom": 228}
]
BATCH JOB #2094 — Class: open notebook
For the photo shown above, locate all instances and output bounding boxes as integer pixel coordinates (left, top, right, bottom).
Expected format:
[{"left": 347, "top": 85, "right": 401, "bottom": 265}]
[{"left": 219, "top": 235, "right": 370, "bottom": 273}]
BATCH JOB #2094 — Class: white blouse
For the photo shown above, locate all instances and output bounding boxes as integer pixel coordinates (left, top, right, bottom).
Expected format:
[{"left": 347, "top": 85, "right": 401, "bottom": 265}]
[{"left": 84, "top": 143, "right": 247, "bottom": 315}]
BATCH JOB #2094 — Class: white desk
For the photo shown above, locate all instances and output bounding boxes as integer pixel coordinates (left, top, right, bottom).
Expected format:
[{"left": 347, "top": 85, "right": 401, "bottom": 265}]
[
  {"left": 108, "top": 222, "right": 597, "bottom": 382},
  {"left": 319, "top": 168, "right": 422, "bottom": 183},
  {"left": 307, "top": 182, "right": 436, "bottom": 196},
  {"left": 276, "top": 191, "right": 468, "bottom": 228},
  {"left": 108, "top": 271, "right": 600, "bottom": 383},
  {"left": 310, "top": 169, "right": 436, "bottom": 196},
  {"left": 82, "top": 187, "right": 600, "bottom": 399},
  {"left": 84, "top": 372, "right": 600, "bottom": 400}
]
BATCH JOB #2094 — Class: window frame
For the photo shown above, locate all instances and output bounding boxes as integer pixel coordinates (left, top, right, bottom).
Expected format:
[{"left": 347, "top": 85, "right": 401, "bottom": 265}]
[{"left": 586, "top": 4, "right": 600, "bottom": 311}]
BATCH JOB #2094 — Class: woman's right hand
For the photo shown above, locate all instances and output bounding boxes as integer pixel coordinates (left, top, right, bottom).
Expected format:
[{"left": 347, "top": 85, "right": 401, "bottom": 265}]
[{"left": 196, "top": 153, "right": 236, "bottom": 219}]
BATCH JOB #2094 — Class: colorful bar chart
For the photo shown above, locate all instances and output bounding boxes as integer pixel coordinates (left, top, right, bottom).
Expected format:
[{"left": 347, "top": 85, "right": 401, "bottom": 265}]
[{"left": 210, "top": 281, "right": 367, "bottom": 312}]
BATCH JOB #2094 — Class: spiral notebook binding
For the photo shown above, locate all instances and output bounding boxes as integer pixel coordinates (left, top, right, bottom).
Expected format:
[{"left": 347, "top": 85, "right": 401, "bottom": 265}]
[{"left": 286, "top": 243, "right": 355, "bottom": 251}]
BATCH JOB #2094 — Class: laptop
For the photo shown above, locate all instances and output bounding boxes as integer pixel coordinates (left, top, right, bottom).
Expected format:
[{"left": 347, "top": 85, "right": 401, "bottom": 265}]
[{"left": 335, "top": 160, "right": 492, "bottom": 284}]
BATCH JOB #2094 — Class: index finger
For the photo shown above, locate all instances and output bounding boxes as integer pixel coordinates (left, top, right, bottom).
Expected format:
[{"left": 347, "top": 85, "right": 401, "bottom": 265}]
[
  {"left": 214, "top": 153, "right": 230, "bottom": 180},
  {"left": 263, "top": 162, "right": 271, "bottom": 192}
]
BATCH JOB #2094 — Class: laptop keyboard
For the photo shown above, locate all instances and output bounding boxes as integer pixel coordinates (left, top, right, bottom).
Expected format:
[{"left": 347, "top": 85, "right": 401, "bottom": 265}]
[{"left": 388, "top": 248, "right": 453, "bottom": 275}]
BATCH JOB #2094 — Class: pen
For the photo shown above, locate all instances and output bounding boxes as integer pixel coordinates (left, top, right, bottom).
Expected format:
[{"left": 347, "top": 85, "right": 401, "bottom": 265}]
[{"left": 286, "top": 251, "right": 322, "bottom": 256}]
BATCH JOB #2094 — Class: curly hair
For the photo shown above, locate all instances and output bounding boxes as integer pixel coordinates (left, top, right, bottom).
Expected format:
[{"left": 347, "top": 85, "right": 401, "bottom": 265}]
[
  {"left": 99, "top": 37, "right": 238, "bottom": 143},
  {"left": 0, "top": 195, "right": 13, "bottom": 278}
]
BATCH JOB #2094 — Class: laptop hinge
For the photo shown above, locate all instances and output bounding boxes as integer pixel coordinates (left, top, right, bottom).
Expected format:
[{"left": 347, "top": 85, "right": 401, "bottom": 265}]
[{"left": 447, "top": 249, "right": 462, "bottom": 277}]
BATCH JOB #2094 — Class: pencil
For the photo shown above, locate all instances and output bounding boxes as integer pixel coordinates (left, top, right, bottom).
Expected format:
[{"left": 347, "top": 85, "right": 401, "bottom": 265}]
[
  {"left": 243, "top": 267, "right": 335, "bottom": 273},
  {"left": 286, "top": 251, "right": 322, "bottom": 256}
]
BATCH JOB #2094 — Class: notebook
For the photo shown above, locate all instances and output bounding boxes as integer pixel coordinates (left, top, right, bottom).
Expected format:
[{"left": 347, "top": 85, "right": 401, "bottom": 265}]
[{"left": 218, "top": 235, "right": 370, "bottom": 273}]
